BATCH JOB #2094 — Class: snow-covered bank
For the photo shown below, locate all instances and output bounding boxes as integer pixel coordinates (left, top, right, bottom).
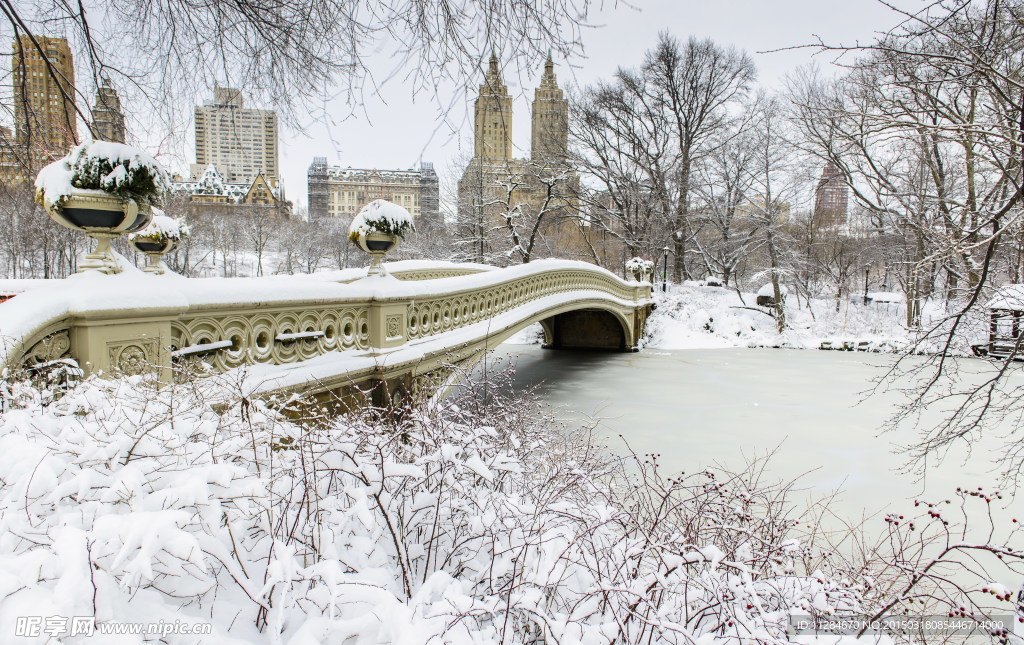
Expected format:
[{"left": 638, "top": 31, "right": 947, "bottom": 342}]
[{"left": 645, "top": 285, "right": 916, "bottom": 351}]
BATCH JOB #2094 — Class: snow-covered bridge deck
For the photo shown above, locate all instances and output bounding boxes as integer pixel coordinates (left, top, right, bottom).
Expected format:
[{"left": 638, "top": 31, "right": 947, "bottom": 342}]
[{"left": 0, "top": 259, "right": 653, "bottom": 397}]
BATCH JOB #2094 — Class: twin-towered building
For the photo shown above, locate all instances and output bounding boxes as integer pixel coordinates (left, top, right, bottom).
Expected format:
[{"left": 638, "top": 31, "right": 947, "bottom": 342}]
[
  {"left": 468, "top": 54, "right": 569, "bottom": 165},
  {"left": 456, "top": 54, "right": 583, "bottom": 262},
  {"left": 305, "top": 54, "right": 574, "bottom": 241}
]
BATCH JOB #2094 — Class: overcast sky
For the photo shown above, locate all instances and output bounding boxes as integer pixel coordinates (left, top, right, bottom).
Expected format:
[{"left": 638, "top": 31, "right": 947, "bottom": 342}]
[{"left": 257, "top": 0, "right": 920, "bottom": 211}]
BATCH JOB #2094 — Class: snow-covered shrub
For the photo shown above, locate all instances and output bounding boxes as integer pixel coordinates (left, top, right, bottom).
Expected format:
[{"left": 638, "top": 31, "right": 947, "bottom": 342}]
[
  {"left": 0, "top": 366, "right": 1020, "bottom": 643},
  {"left": 348, "top": 199, "right": 414, "bottom": 242},
  {"left": 35, "top": 141, "right": 169, "bottom": 211},
  {"left": 128, "top": 211, "right": 190, "bottom": 244}
]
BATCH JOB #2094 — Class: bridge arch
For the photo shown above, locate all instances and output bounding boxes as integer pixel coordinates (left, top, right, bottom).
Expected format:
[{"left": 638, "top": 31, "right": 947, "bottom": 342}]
[{"left": 484, "top": 301, "right": 636, "bottom": 352}]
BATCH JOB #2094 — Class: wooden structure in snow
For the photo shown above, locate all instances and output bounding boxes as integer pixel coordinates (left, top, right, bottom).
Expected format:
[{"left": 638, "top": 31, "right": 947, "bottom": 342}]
[{"left": 974, "top": 285, "right": 1024, "bottom": 358}]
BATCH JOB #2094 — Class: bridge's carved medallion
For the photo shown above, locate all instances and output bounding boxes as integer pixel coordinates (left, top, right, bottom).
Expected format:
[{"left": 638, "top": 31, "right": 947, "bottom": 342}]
[
  {"left": 111, "top": 342, "right": 153, "bottom": 376},
  {"left": 386, "top": 315, "right": 402, "bottom": 340}
]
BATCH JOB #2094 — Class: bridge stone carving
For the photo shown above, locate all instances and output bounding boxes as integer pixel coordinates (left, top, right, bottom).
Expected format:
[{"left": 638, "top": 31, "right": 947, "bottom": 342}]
[{"left": 1, "top": 260, "right": 653, "bottom": 397}]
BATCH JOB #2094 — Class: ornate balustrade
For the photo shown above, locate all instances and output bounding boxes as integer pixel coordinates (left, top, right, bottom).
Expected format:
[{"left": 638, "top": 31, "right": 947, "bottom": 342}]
[{"left": 1, "top": 260, "right": 653, "bottom": 393}]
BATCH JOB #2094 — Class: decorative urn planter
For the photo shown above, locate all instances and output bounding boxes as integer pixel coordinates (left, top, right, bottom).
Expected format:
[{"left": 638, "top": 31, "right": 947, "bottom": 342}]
[
  {"left": 349, "top": 200, "right": 414, "bottom": 277},
  {"left": 128, "top": 212, "right": 189, "bottom": 275},
  {"left": 48, "top": 192, "right": 151, "bottom": 274},
  {"left": 625, "top": 257, "right": 654, "bottom": 283},
  {"left": 130, "top": 236, "right": 177, "bottom": 275},
  {"left": 357, "top": 231, "right": 400, "bottom": 254},
  {"left": 35, "top": 141, "right": 168, "bottom": 275}
]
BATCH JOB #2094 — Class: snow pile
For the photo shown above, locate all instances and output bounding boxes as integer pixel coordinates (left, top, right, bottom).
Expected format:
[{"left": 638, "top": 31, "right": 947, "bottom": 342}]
[
  {"left": 348, "top": 199, "right": 414, "bottom": 241},
  {"left": 35, "top": 141, "right": 169, "bottom": 210},
  {"left": 757, "top": 282, "right": 789, "bottom": 298},
  {"left": 128, "top": 211, "right": 190, "bottom": 242},
  {"left": 34, "top": 155, "right": 87, "bottom": 211},
  {"left": 0, "top": 373, "right": 866, "bottom": 643}
]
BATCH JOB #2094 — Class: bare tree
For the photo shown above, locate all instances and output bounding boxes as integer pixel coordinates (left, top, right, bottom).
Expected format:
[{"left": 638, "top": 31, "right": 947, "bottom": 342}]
[
  {"left": 741, "top": 96, "right": 803, "bottom": 332},
  {"left": 644, "top": 34, "right": 756, "bottom": 281},
  {"left": 692, "top": 122, "right": 762, "bottom": 286},
  {"left": 791, "top": 1, "right": 1024, "bottom": 480},
  {"left": 572, "top": 78, "right": 674, "bottom": 263},
  {"left": 572, "top": 33, "right": 755, "bottom": 279}
]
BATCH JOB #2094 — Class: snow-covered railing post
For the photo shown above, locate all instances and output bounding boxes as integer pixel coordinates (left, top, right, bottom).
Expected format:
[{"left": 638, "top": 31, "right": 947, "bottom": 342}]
[
  {"left": 625, "top": 257, "right": 654, "bottom": 283},
  {"left": 366, "top": 297, "right": 411, "bottom": 351}
]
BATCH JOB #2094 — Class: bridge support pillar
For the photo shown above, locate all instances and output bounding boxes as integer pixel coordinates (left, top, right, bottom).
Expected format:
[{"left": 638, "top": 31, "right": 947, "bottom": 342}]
[
  {"left": 71, "top": 319, "right": 174, "bottom": 379},
  {"left": 367, "top": 300, "right": 410, "bottom": 350}
]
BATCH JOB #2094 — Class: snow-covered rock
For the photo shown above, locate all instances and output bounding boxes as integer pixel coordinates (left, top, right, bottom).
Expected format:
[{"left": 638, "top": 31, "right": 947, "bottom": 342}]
[{"left": 757, "top": 282, "right": 789, "bottom": 298}]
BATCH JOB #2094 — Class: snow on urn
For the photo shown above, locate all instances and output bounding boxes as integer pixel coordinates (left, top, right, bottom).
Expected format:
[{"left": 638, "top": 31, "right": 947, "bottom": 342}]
[
  {"left": 625, "top": 257, "right": 655, "bottom": 282},
  {"left": 349, "top": 199, "right": 414, "bottom": 277},
  {"left": 35, "top": 141, "right": 169, "bottom": 275},
  {"left": 128, "top": 212, "right": 190, "bottom": 275}
]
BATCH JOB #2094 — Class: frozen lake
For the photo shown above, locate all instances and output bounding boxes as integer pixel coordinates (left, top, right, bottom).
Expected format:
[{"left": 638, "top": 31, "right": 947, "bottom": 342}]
[{"left": 489, "top": 345, "right": 1023, "bottom": 522}]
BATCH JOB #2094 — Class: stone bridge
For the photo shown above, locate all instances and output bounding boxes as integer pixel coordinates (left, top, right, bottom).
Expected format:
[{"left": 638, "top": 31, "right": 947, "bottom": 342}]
[{"left": 0, "top": 260, "right": 653, "bottom": 399}]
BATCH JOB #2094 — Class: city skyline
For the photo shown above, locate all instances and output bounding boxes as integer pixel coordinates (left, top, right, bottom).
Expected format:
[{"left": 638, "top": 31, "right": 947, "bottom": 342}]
[{"left": 1, "top": 0, "right": 916, "bottom": 209}]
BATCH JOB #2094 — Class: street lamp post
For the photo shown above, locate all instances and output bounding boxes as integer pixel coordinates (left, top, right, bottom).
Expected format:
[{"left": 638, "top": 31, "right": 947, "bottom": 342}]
[
  {"left": 864, "top": 268, "right": 870, "bottom": 305},
  {"left": 662, "top": 247, "right": 670, "bottom": 292}
]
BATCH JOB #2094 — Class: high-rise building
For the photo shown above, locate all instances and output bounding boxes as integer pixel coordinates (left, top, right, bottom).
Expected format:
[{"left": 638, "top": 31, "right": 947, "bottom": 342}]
[
  {"left": 91, "top": 78, "right": 126, "bottom": 143},
  {"left": 0, "top": 126, "right": 27, "bottom": 187},
  {"left": 813, "top": 163, "right": 849, "bottom": 229},
  {"left": 192, "top": 86, "right": 278, "bottom": 186},
  {"left": 11, "top": 35, "right": 77, "bottom": 166},
  {"left": 418, "top": 162, "right": 440, "bottom": 230},
  {"left": 531, "top": 57, "right": 568, "bottom": 162},
  {"left": 456, "top": 55, "right": 582, "bottom": 263},
  {"left": 306, "top": 159, "right": 440, "bottom": 223},
  {"left": 474, "top": 55, "right": 513, "bottom": 162}
]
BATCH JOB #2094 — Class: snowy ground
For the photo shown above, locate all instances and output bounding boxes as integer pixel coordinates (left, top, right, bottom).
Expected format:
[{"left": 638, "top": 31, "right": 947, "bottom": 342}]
[{"left": 644, "top": 284, "right": 918, "bottom": 351}]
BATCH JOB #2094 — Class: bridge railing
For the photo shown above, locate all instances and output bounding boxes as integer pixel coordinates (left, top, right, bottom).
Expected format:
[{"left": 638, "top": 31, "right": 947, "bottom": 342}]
[{"left": 0, "top": 260, "right": 652, "bottom": 383}]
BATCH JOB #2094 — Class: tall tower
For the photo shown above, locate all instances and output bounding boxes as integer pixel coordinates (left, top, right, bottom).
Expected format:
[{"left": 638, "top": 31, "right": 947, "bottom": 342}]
[
  {"left": 531, "top": 56, "right": 568, "bottom": 162},
  {"left": 473, "top": 54, "right": 513, "bottom": 161},
  {"left": 91, "top": 78, "right": 126, "bottom": 143},
  {"left": 192, "top": 86, "right": 279, "bottom": 186},
  {"left": 813, "top": 163, "right": 849, "bottom": 229},
  {"left": 12, "top": 35, "right": 77, "bottom": 163}
]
